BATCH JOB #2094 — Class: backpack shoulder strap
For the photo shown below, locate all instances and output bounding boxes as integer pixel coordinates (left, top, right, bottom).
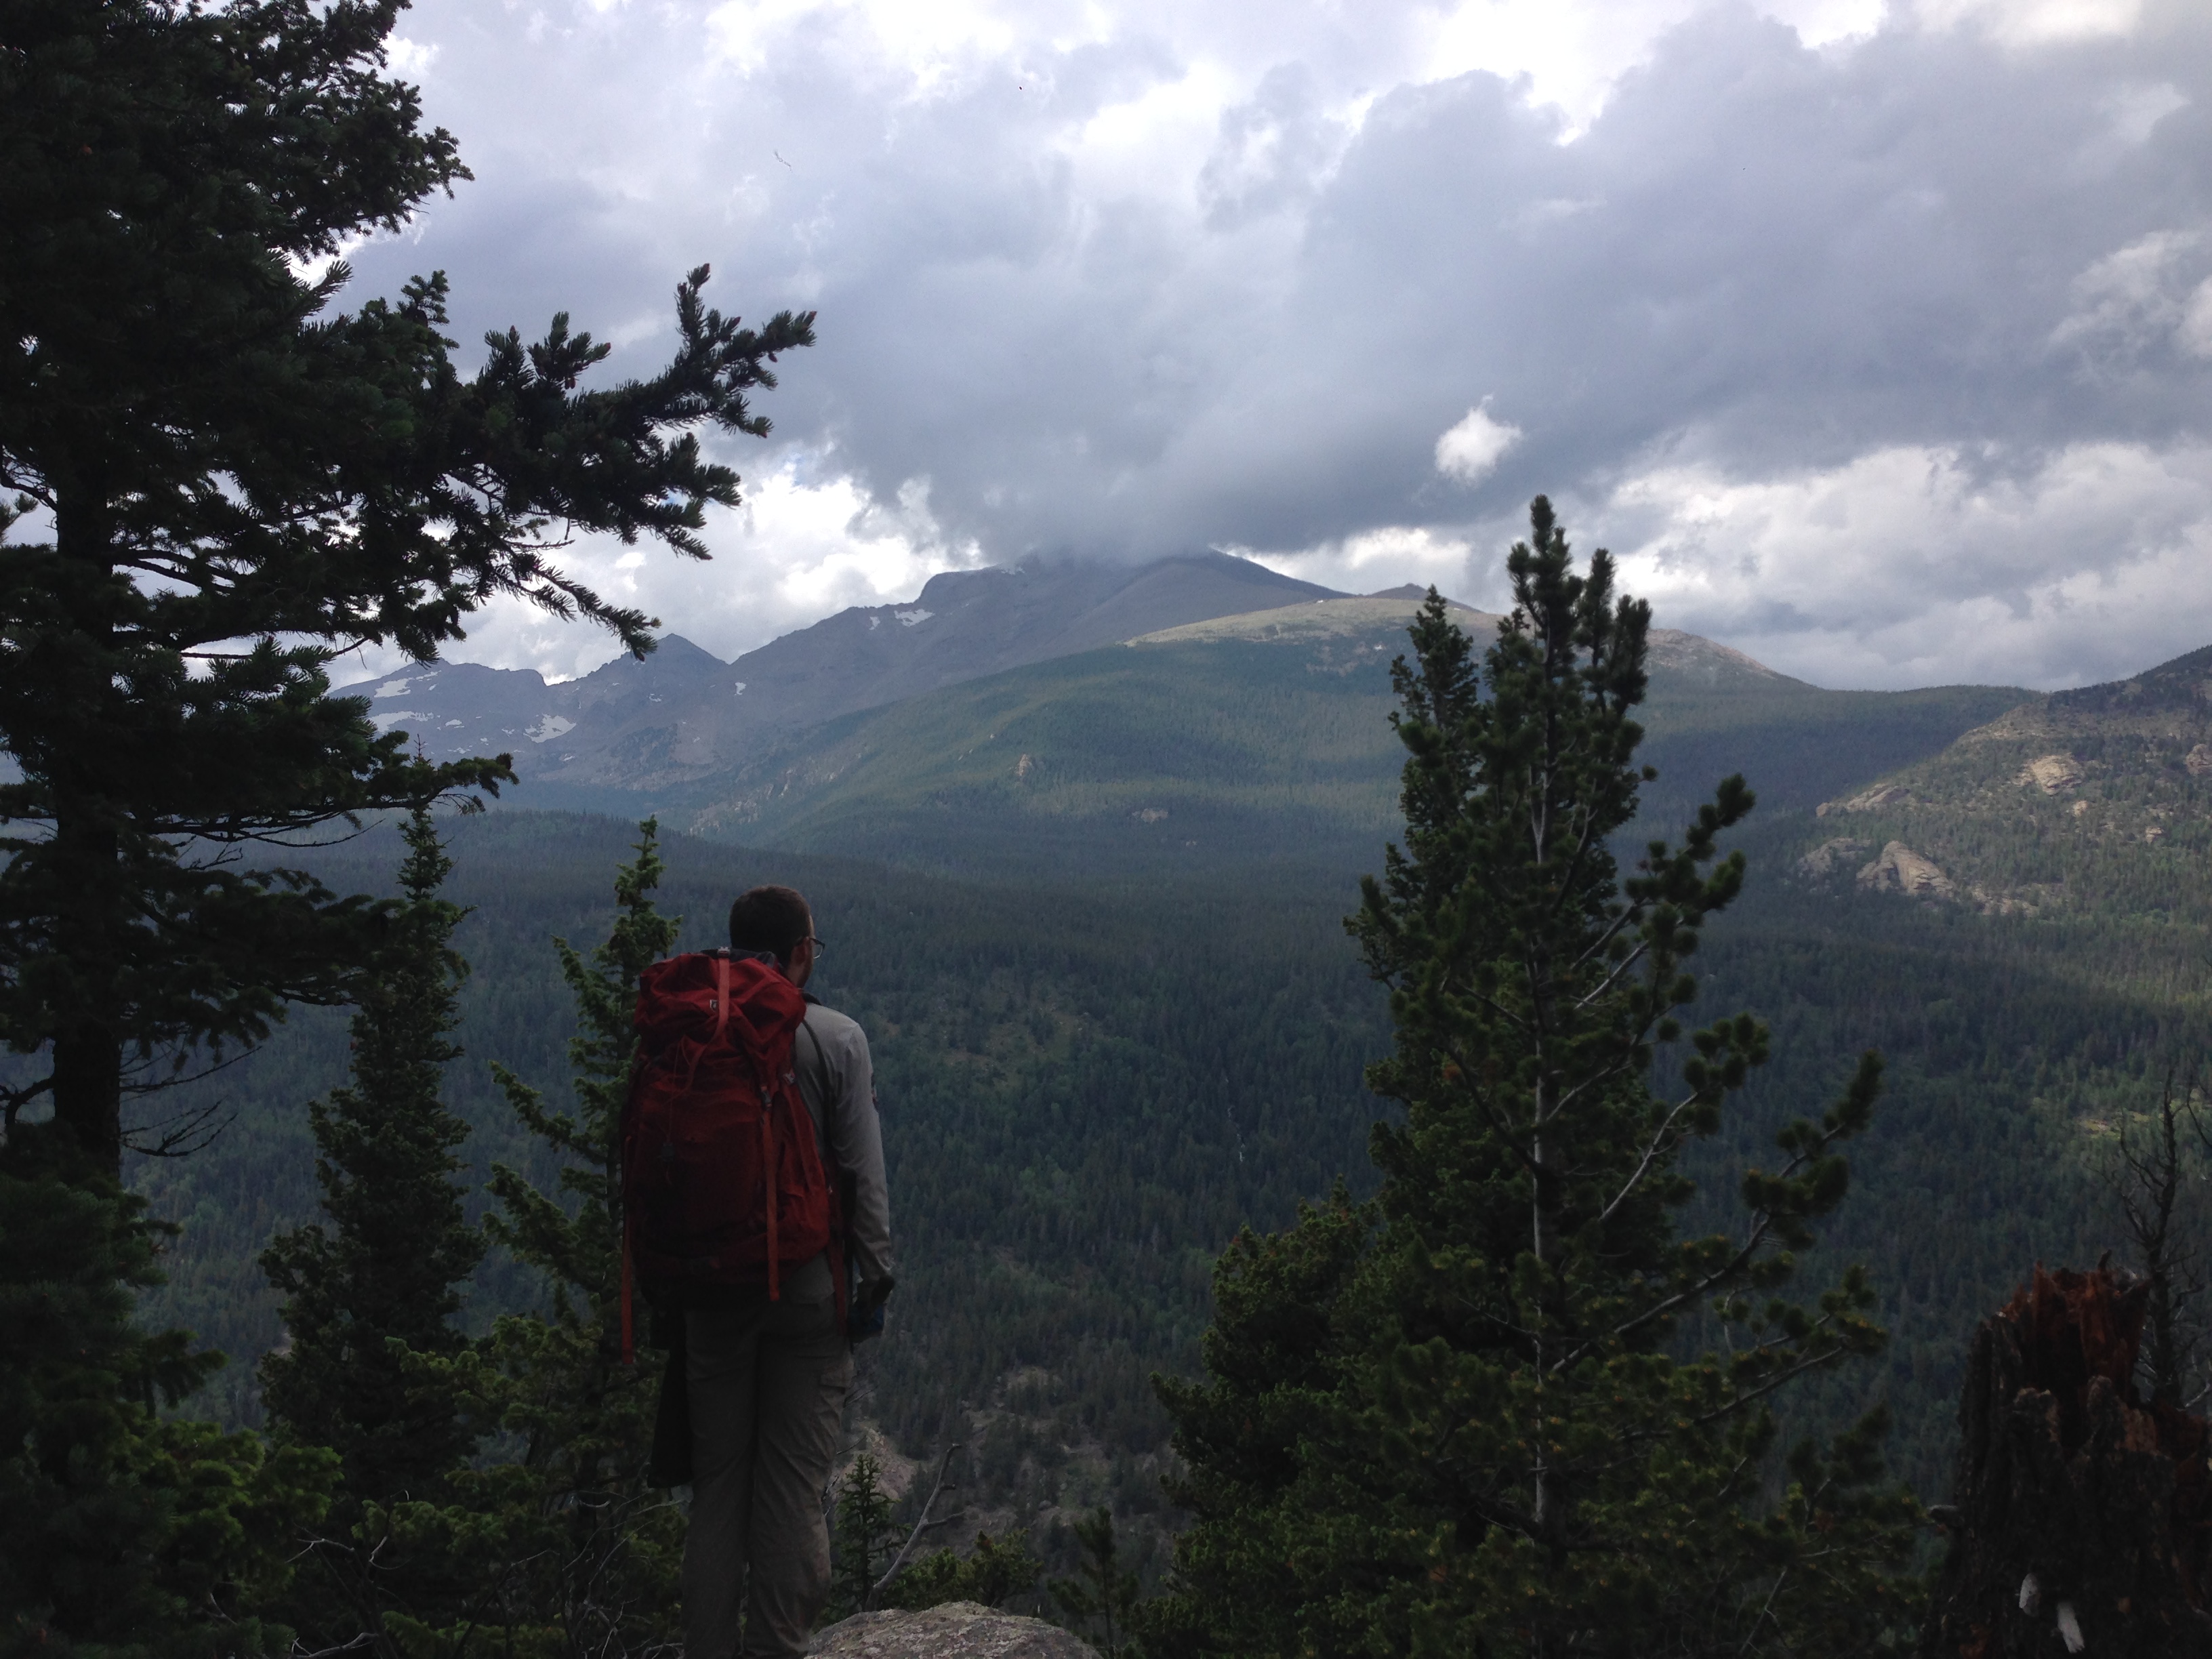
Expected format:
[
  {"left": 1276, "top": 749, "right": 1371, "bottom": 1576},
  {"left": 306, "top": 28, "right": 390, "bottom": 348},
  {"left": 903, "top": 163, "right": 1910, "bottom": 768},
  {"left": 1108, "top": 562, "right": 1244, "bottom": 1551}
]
[
  {"left": 794, "top": 1015, "right": 831, "bottom": 1151},
  {"left": 794, "top": 1011, "right": 855, "bottom": 1326}
]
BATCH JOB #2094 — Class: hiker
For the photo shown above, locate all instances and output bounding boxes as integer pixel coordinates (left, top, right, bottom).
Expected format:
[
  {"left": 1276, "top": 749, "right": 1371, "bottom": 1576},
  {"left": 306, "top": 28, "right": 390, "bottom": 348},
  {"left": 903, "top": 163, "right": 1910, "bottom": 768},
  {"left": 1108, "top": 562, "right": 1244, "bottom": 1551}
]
[{"left": 633, "top": 884, "right": 894, "bottom": 1658}]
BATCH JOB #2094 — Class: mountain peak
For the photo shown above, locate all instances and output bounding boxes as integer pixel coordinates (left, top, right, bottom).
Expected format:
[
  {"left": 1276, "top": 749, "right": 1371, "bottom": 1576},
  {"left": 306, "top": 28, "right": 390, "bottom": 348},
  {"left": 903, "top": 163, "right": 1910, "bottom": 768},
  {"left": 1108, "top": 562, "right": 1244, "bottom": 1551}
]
[
  {"left": 640, "top": 634, "right": 730, "bottom": 670},
  {"left": 1364, "top": 583, "right": 1472, "bottom": 607}
]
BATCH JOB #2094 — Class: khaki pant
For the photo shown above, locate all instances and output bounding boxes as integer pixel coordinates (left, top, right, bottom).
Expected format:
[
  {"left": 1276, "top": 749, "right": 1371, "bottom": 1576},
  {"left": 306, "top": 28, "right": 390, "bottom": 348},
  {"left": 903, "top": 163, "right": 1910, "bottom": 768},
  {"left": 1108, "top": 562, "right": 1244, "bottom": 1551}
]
[{"left": 682, "top": 1283, "right": 852, "bottom": 1659}]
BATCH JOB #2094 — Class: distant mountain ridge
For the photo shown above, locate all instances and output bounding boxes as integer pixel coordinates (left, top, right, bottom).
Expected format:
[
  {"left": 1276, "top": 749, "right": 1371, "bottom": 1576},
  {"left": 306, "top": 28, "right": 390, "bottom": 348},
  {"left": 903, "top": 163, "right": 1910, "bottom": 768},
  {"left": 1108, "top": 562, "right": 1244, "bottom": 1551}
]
[
  {"left": 341, "top": 554, "right": 1812, "bottom": 804},
  {"left": 342, "top": 552, "right": 2043, "bottom": 879},
  {"left": 375, "top": 596, "right": 2003, "bottom": 887},
  {"left": 1130, "top": 592, "right": 1798, "bottom": 691},
  {"left": 341, "top": 551, "right": 1342, "bottom": 789}
]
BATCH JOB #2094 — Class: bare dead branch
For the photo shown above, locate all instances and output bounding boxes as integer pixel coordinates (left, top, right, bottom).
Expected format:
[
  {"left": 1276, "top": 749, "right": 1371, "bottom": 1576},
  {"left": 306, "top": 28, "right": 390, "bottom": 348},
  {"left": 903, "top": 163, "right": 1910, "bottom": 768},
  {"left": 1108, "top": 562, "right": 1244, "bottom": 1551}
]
[
  {"left": 870, "top": 1440, "right": 966, "bottom": 1605},
  {"left": 290, "top": 1633, "right": 380, "bottom": 1659},
  {"left": 122, "top": 1097, "right": 234, "bottom": 1158}
]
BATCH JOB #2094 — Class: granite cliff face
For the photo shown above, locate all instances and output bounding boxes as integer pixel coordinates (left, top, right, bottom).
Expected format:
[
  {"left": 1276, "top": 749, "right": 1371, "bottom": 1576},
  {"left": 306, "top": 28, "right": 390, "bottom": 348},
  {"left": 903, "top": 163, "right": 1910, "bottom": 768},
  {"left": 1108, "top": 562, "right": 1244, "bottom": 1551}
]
[{"left": 1855, "top": 840, "right": 1956, "bottom": 901}]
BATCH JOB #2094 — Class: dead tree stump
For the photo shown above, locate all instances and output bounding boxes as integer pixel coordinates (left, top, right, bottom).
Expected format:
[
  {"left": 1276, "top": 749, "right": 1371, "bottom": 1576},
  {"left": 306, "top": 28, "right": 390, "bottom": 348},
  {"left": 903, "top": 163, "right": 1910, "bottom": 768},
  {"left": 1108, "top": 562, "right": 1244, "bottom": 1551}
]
[{"left": 1921, "top": 1265, "right": 2212, "bottom": 1657}]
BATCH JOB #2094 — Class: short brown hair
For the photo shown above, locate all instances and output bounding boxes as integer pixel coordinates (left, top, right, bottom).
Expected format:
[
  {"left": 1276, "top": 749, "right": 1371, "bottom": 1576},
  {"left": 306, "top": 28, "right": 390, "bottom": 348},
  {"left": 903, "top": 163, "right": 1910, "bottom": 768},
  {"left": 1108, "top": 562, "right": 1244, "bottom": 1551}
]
[{"left": 729, "top": 884, "right": 811, "bottom": 964}]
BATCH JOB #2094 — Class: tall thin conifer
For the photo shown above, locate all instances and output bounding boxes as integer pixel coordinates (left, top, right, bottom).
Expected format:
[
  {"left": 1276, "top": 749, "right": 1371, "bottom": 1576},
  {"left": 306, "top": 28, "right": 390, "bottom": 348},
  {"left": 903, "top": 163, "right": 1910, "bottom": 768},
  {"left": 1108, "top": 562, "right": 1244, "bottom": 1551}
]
[
  {"left": 1153, "top": 499, "right": 1922, "bottom": 1658},
  {"left": 260, "top": 804, "right": 482, "bottom": 1648},
  {"left": 390, "top": 821, "right": 684, "bottom": 1659}
]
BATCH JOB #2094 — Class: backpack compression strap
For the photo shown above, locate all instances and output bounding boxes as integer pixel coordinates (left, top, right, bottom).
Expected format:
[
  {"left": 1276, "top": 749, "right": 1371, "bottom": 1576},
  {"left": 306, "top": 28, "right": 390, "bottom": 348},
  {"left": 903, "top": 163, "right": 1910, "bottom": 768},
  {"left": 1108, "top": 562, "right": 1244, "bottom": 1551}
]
[{"left": 621, "top": 952, "right": 743, "bottom": 1364}]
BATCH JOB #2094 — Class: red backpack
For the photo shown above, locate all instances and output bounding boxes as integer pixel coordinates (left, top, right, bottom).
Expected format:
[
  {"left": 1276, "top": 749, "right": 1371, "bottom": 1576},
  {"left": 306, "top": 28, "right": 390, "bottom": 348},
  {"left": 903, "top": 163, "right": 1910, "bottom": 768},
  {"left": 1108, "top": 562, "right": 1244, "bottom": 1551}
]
[{"left": 619, "top": 950, "right": 841, "bottom": 1359}]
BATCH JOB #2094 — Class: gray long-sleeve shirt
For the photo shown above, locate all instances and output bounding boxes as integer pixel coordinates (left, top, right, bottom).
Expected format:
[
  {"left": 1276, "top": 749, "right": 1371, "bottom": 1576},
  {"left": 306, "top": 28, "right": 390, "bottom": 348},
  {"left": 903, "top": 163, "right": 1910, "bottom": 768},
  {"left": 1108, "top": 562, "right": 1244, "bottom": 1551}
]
[{"left": 794, "top": 999, "right": 893, "bottom": 1290}]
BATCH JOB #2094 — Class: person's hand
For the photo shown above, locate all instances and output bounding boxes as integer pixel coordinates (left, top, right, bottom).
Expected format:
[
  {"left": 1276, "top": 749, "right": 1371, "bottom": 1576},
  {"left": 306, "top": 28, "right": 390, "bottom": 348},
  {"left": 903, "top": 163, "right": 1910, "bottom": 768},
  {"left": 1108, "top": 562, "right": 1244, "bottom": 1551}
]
[{"left": 849, "top": 1275, "right": 895, "bottom": 1342}]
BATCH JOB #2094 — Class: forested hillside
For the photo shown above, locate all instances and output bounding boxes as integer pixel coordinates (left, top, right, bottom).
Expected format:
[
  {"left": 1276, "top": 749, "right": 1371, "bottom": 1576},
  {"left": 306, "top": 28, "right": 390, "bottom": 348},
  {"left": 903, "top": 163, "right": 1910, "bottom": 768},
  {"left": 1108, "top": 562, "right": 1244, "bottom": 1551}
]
[
  {"left": 131, "top": 814, "right": 1393, "bottom": 1563},
  {"left": 516, "top": 595, "right": 2029, "bottom": 877},
  {"left": 133, "top": 803, "right": 2181, "bottom": 1532},
  {"left": 1793, "top": 640, "right": 2212, "bottom": 924},
  {"left": 116, "top": 619, "right": 2212, "bottom": 1562}
]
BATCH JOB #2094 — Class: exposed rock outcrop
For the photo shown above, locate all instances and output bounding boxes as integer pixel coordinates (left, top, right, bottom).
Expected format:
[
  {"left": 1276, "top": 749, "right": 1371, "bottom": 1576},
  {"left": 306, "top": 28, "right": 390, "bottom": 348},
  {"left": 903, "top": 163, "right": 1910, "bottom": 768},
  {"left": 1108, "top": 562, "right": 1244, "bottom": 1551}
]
[
  {"left": 1796, "top": 837, "right": 1870, "bottom": 880},
  {"left": 1817, "top": 783, "right": 1912, "bottom": 817},
  {"left": 812, "top": 1603, "right": 1096, "bottom": 1659},
  {"left": 1857, "top": 841, "right": 1955, "bottom": 900},
  {"left": 2187, "top": 743, "right": 2212, "bottom": 778},
  {"left": 2018, "top": 753, "right": 2083, "bottom": 795}
]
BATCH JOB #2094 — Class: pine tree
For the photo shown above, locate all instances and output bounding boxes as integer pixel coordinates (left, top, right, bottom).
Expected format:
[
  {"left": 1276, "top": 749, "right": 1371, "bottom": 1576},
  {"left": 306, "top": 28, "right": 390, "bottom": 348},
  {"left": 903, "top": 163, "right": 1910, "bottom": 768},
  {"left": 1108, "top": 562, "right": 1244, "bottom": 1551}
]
[
  {"left": 389, "top": 821, "right": 683, "bottom": 1659},
  {"left": 828, "top": 1454, "right": 898, "bottom": 1618},
  {"left": 0, "top": 0, "right": 813, "bottom": 1184},
  {"left": 0, "top": 1157, "right": 337, "bottom": 1658},
  {"left": 1152, "top": 499, "right": 1922, "bottom": 1658},
  {"left": 1047, "top": 1510, "right": 1140, "bottom": 1659},
  {"left": 257, "top": 804, "right": 482, "bottom": 1647}
]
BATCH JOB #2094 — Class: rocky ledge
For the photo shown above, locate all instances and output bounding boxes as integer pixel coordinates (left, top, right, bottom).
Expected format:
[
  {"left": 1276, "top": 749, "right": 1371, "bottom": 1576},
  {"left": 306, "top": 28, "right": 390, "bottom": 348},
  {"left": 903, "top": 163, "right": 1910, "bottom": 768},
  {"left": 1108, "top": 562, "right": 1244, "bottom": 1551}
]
[
  {"left": 812, "top": 1603, "right": 1096, "bottom": 1659},
  {"left": 1856, "top": 840, "right": 1955, "bottom": 901}
]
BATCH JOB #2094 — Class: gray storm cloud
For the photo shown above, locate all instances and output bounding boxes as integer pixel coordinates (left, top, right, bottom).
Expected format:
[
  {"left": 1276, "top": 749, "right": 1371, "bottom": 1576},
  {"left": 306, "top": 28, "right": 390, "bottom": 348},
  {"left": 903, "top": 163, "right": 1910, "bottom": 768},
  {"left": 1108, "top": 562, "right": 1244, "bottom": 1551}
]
[{"left": 340, "top": 0, "right": 2212, "bottom": 689}]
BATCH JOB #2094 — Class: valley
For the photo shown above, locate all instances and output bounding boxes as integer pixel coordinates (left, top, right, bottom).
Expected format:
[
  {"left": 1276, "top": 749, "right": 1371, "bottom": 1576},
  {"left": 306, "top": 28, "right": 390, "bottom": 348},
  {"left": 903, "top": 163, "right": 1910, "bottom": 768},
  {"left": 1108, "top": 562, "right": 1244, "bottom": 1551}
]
[{"left": 137, "top": 553, "right": 2211, "bottom": 1561}]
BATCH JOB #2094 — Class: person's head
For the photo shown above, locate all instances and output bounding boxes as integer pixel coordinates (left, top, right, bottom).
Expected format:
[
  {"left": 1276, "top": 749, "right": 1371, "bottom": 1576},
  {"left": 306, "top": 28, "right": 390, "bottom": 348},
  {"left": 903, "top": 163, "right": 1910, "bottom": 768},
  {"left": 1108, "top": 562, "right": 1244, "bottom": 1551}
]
[{"left": 729, "top": 884, "right": 818, "bottom": 986}]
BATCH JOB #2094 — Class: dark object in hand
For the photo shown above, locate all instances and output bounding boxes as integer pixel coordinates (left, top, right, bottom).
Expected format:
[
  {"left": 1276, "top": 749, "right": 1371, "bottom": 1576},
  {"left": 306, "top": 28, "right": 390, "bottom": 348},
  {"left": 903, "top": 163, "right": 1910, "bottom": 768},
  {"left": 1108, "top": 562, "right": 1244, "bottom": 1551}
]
[{"left": 850, "top": 1275, "right": 895, "bottom": 1342}]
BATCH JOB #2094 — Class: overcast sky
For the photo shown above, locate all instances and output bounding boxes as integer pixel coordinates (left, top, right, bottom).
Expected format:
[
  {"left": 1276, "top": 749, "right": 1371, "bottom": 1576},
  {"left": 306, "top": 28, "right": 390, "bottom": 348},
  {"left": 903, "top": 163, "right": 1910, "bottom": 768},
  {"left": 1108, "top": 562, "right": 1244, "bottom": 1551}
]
[{"left": 337, "top": 0, "right": 2212, "bottom": 691}]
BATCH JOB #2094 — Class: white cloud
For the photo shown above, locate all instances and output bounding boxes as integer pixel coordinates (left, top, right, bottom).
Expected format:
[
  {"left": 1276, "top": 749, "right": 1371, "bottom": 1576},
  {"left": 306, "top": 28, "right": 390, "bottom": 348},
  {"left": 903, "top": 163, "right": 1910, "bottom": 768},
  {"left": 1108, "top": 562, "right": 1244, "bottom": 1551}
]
[
  {"left": 335, "top": 0, "right": 2212, "bottom": 694},
  {"left": 1599, "top": 438, "right": 2212, "bottom": 689},
  {"left": 2101, "top": 80, "right": 2188, "bottom": 146},
  {"left": 2051, "top": 228, "right": 2210, "bottom": 356},
  {"left": 385, "top": 36, "right": 440, "bottom": 77},
  {"left": 1411, "top": 0, "right": 1891, "bottom": 137},
  {"left": 338, "top": 451, "right": 981, "bottom": 684},
  {"left": 1242, "top": 524, "right": 1481, "bottom": 597},
  {"left": 2180, "top": 280, "right": 2212, "bottom": 358},
  {"left": 1435, "top": 402, "right": 1523, "bottom": 485},
  {"left": 701, "top": 0, "right": 1034, "bottom": 84},
  {"left": 1909, "top": 0, "right": 2143, "bottom": 45}
]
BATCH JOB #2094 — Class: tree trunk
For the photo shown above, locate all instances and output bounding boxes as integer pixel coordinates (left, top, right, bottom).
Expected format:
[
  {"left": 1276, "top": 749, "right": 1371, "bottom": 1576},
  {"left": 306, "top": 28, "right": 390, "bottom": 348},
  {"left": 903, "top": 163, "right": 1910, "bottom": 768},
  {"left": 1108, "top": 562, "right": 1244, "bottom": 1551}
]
[
  {"left": 51, "top": 1019, "right": 123, "bottom": 1176},
  {"left": 47, "top": 794, "right": 124, "bottom": 1179},
  {"left": 45, "top": 482, "right": 127, "bottom": 1181},
  {"left": 1921, "top": 1265, "right": 2212, "bottom": 1657}
]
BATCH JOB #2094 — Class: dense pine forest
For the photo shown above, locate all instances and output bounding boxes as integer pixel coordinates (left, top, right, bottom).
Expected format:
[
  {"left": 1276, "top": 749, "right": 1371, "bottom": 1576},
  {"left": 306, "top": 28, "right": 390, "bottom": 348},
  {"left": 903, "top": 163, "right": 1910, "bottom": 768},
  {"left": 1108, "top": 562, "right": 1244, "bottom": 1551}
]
[
  {"left": 125, "top": 759, "right": 2174, "bottom": 1530},
  {"left": 128, "top": 813, "right": 1395, "bottom": 1561}
]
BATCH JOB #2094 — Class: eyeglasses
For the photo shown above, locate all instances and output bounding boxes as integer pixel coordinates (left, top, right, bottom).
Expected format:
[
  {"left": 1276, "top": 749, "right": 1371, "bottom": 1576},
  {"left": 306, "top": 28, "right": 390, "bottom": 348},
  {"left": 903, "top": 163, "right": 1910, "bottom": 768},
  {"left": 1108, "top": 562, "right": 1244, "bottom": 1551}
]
[{"left": 804, "top": 934, "right": 827, "bottom": 956}]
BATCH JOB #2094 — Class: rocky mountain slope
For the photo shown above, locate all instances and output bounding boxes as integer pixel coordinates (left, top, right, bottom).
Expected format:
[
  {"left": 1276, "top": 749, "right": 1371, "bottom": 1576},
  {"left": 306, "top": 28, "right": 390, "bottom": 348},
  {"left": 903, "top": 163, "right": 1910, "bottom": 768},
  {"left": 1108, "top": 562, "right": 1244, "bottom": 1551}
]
[
  {"left": 341, "top": 552, "right": 1340, "bottom": 789},
  {"left": 347, "top": 564, "right": 2034, "bottom": 882},
  {"left": 338, "top": 563, "right": 1814, "bottom": 810},
  {"left": 538, "top": 594, "right": 2024, "bottom": 879},
  {"left": 1791, "top": 643, "right": 2212, "bottom": 919}
]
